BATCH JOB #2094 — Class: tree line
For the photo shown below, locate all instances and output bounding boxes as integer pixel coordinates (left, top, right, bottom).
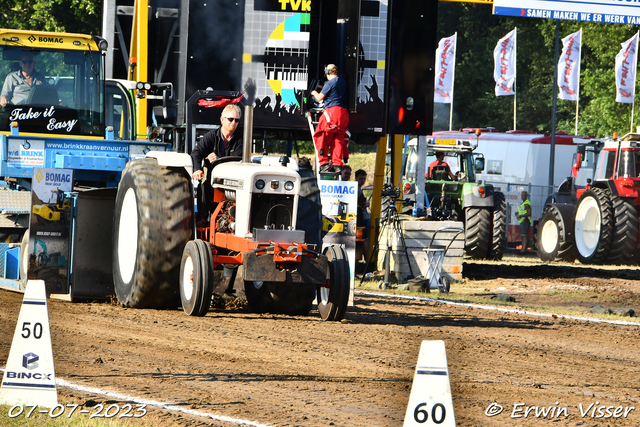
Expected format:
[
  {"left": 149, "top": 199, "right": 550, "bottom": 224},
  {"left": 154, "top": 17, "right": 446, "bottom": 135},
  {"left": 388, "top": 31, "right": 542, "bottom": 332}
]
[{"left": 436, "top": 2, "right": 639, "bottom": 137}]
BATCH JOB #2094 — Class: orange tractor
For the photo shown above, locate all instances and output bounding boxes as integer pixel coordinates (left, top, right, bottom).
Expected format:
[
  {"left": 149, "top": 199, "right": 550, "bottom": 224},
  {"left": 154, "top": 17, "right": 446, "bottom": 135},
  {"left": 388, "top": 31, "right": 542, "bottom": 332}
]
[{"left": 112, "top": 153, "right": 350, "bottom": 321}]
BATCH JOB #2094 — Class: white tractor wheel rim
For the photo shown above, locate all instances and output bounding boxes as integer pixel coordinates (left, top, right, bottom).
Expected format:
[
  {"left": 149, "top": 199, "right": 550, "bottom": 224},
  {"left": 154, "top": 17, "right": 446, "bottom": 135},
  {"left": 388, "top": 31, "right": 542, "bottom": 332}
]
[
  {"left": 21, "top": 230, "right": 30, "bottom": 277},
  {"left": 182, "top": 255, "right": 194, "bottom": 301},
  {"left": 575, "top": 196, "right": 600, "bottom": 257},
  {"left": 319, "top": 286, "right": 330, "bottom": 304},
  {"left": 117, "top": 188, "right": 138, "bottom": 283},
  {"left": 541, "top": 219, "right": 559, "bottom": 254}
]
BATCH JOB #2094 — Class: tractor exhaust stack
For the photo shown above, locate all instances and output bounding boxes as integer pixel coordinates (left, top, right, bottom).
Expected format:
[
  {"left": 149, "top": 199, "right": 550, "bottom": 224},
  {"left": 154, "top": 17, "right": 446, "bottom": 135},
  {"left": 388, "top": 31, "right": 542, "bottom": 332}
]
[{"left": 243, "top": 105, "right": 253, "bottom": 163}]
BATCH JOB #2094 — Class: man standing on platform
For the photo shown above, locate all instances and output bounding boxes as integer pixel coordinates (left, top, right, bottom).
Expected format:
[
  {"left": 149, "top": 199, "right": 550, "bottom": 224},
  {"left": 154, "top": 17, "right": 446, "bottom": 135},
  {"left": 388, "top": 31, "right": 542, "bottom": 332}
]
[{"left": 311, "top": 64, "right": 350, "bottom": 174}]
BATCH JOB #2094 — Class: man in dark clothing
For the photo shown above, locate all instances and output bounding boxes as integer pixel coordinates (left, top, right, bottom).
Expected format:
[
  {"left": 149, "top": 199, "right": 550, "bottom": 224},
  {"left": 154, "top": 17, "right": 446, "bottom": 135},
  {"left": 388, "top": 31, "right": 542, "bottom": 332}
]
[
  {"left": 190, "top": 104, "right": 243, "bottom": 220},
  {"left": 190, "top": 104, "right": 243, "bottom": 181},
  {"left": 310, "top": 64, "right": 350, "bottom": 174}
]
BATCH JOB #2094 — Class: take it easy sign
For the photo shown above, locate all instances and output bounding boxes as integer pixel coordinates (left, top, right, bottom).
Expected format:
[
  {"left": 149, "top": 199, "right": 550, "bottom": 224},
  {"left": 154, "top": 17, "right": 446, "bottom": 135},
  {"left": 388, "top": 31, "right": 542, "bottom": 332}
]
[
  {"left": 494, "top": 0, "right": 640, "bottom": 25},
  {"left": 8, "top": 105, "right": 79, "bottom": 134}
]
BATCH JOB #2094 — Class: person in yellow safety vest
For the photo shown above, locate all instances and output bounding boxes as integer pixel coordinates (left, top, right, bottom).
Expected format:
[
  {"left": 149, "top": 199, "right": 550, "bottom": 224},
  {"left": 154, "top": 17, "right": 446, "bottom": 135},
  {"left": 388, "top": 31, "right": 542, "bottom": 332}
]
[{"left": 516, "top": 191, "right": 532, "bottom": 254}]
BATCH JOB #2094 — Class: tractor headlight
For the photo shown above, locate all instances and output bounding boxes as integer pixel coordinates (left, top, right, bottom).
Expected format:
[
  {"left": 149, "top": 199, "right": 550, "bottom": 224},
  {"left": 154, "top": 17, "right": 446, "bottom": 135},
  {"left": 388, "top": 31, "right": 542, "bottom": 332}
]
[
  {"left": 255, "top": 179, "right": 265, "bottom": 190},
  {"left": 284, "top": 181, "right": 294, "bottom": 191}
]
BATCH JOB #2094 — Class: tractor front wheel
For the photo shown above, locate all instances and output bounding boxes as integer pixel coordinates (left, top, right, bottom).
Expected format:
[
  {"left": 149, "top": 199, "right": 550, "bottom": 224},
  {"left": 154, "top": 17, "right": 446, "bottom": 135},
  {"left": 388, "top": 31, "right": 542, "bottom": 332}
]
[
  {"left": 317, "top": 245, "right": 350, "bottom": 321},
  {"left": 180, "top": 240, "right": 214, "bottom": 316},
  {"left": 573, "top": 188, "right": 613, "bottom": 264},
  {"left": 536, "top": 206, "right": 575, "bottom": 263}
]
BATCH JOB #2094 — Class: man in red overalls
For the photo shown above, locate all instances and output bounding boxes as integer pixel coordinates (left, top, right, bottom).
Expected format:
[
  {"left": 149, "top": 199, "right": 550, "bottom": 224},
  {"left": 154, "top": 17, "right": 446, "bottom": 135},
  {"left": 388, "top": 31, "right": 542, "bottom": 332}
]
[{"left": 311, "top": 64, "right": 349, "bottom": 174}]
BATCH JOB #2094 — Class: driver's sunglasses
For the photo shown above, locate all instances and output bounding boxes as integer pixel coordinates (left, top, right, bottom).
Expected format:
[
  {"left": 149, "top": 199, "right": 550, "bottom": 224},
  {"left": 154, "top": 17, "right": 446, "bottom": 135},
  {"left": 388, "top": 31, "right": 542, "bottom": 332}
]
[
  {"left": 21, "top": 60, "right": 34, "bottom": 64},
  {"left": 225, "top": 117, "right": 240, "bottom": 123}
]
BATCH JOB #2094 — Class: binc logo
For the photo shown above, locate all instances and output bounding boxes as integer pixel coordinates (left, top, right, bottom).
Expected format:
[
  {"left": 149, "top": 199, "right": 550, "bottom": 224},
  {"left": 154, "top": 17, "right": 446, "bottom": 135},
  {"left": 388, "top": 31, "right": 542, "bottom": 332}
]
[{"left": 22, "top": 352, "right": 39, "bottom": 370}]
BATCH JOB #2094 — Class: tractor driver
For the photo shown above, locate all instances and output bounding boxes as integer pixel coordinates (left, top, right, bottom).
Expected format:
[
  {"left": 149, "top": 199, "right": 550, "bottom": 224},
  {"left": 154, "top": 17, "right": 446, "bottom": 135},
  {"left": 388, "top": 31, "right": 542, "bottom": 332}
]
[
  {"left": 190, "top": 104, "right": 243, "bottom": 222},
  {"left": 427, "top": 152, "right": 456, "bottom": 180},
  {"left": 0, "top": 52, "right": 46, "bottom": 107},
  {"left": 190, "top": 104, "right": 243, "bottom": 181}
]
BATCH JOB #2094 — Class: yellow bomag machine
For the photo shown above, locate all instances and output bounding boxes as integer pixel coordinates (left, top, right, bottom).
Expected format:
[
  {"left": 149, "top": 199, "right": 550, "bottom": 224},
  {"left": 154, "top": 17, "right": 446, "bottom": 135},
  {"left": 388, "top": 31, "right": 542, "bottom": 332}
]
[
  {"left": 322, "top": 201, "right": 357, "bottom": 235},
  {"left": 31, "top": 190, "right": 71, "bottom": 224}
]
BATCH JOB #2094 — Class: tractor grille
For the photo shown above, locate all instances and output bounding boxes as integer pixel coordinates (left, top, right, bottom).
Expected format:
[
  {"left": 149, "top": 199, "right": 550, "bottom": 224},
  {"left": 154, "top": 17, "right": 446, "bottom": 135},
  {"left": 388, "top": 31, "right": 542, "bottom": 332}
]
[{"left": 250, "top": 194, "right": 294, "bottom": 231}]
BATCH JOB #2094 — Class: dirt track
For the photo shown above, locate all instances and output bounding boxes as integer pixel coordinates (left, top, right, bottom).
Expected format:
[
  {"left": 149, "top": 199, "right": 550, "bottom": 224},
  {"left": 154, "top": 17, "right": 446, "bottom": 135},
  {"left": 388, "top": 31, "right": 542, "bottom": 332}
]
[{"left": 2, "top": 255, "right": 640, "bottom": 426}]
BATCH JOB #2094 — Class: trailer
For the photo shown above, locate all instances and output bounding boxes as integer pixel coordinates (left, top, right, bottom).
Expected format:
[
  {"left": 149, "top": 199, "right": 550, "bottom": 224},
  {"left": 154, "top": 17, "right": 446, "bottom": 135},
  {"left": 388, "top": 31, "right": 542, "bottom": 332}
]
[{"left": 0, "top": 29, "right": 173, "bottom": 298}]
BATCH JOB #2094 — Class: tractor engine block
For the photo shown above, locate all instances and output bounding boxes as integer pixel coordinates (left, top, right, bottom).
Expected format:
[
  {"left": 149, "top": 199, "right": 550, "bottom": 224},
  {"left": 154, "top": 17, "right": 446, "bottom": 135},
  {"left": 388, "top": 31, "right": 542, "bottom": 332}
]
[{"left": 216, "top": 201, "right": 236, "bottom": 234}]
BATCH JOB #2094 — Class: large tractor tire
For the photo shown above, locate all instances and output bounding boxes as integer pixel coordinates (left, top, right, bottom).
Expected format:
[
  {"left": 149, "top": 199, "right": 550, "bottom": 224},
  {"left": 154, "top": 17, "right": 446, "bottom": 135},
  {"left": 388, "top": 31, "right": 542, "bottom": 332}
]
[
  {"left": 112, "top": 158, "right": 193, "bottom": 308},
  {"left": 487, "top": 192, "right": 507, "bottom": 260},
  {"left": 464, "top": 208, "right": 491, "bottom": 259},
  {"left": 535, "top": 206, "right": 575, "bottom": 263},
  {"left": 19, "top": 229, "right": 29, "bottom": 282},
  {"left": 297, "top": 167, "right": 322, "bottom": 249},
  {"left": 317, "top": 245, "right": 350, "bottom": 321},
  {"left": 607, "top": 195, "right": 638, "bottom": 265},
  {"left": 244, "top": 281, "right": 316, "bottom": 315},
  {"left": 573, "top": 188, "right": 614, "bottom": 265}
]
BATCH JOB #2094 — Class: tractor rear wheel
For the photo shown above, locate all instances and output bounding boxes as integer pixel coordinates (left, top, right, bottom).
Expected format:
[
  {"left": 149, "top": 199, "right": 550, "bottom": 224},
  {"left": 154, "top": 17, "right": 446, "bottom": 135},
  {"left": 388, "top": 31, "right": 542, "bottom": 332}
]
[
  {"left": 573, "top": 188, "right": 613, "bottom": 264},
  {"left": 317, "top": 246, "right": 350, "bottom": 321},
  {"left": 536, "top": 206, "right": 575, "bottom": 262},
  {"left": 112, "top": 158, "right": 193, "bottom": 308},
  {"left": 607, "top": 195, "right": 638, "bottom": 265},
  {"left": 488, "top": 192, "right": 507, "bottom": 260},
  {"left": 19, "top": 229, "right": 29, "bottom": 282},
  {"left": 297, "top": 167, "right": 322, "bottom": 250},
  {"left": 244, "top": 280, "right": 316, "bottom": 316},
  {"left": 464, "top": 208, "right": 491, "bottom": 259}
]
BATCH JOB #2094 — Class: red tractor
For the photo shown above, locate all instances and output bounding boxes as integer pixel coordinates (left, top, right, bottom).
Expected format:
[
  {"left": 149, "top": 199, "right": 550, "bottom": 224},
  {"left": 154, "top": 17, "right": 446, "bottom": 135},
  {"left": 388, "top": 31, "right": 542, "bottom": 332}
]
[{"left": 536, "top": 132, "right": 640, "bottom": 265}]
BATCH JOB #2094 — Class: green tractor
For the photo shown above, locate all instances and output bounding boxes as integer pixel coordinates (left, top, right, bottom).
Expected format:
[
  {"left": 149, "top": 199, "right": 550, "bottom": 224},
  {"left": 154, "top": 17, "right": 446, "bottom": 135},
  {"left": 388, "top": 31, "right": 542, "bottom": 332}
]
[{"left": 403, "top": 137, "right": 507, "bottom": 260}]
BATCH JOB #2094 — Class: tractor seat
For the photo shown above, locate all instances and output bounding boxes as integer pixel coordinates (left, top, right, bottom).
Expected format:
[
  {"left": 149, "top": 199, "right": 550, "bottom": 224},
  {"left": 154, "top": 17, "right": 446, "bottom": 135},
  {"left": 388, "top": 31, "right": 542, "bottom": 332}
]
[{"left": 431, "top": 165, "right": 450, "bottom": 181}]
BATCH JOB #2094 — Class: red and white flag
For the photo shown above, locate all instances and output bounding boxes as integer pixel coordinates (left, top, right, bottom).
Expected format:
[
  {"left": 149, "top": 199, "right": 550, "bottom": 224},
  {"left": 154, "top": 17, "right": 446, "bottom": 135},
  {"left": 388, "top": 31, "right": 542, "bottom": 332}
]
[
  {"left": 615, "top": 32, "right": 639, "bottom": 104},
  {"left": 557, "top": 29, "right": 582, "bottom": 101},
  {"left": 494, "top": 29, "right": 516, "bottom": 96},
  {"left": 434, "top": 34, "right": 456, "bottom": 104}
]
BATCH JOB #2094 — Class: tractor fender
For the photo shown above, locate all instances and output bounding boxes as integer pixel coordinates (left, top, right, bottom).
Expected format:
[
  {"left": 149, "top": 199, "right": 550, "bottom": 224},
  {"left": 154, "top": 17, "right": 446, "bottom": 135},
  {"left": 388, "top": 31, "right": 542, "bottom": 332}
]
[
  {"left": 146, "top": 151, "right": 193, "bottom": 176},
  {"left": 463, "top": 191, "right": 494, "bottom": 208}
]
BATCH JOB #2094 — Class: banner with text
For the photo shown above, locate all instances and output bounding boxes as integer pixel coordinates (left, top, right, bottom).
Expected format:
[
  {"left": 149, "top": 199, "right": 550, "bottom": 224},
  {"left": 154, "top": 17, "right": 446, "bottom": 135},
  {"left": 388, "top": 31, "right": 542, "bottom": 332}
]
[
  {"left": 557, "top": 29, "right": 582, "bottom": 102},
  {"left": 494, "top": 0, "right": 640, "bottom": 25},
  {"left": 615, "top": 32, "right": 639, "bottom": 104},
  {"left": 434, "top": 34, "right": 457, "bottom": 104},
  {"left": 494, "top": 29, "right": 516, "bottom": 97}
]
